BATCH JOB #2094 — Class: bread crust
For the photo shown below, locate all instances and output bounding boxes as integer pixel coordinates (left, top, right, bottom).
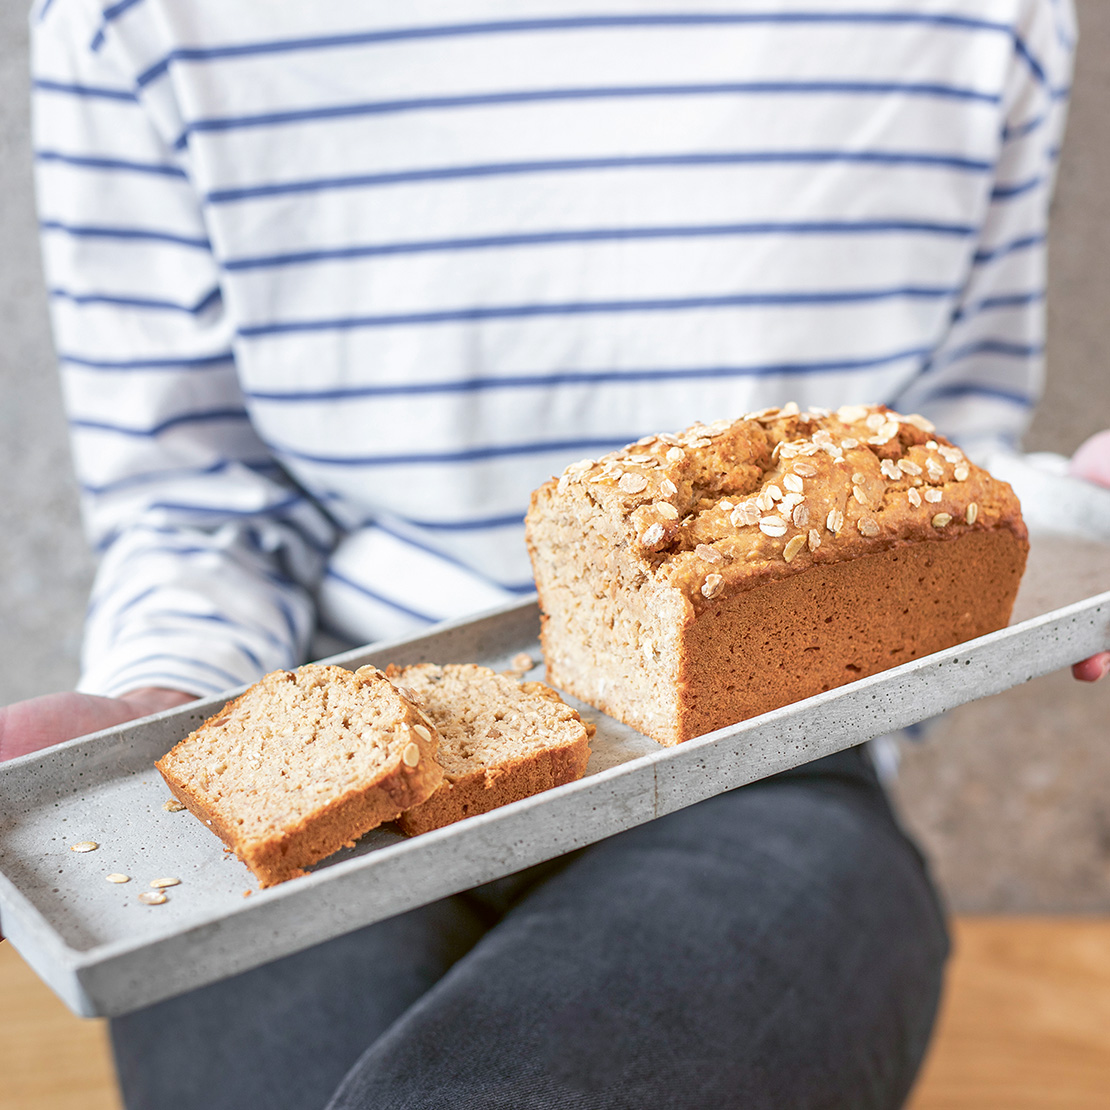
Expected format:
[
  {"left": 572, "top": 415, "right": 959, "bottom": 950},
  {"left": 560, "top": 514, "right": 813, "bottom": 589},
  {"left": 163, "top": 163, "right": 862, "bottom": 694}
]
[
  {"left": 397, "top": 740, "right": 590, "bottom": 836},
  {"left": 527, "top": 404, "right": 1029, "bottom": 745}
]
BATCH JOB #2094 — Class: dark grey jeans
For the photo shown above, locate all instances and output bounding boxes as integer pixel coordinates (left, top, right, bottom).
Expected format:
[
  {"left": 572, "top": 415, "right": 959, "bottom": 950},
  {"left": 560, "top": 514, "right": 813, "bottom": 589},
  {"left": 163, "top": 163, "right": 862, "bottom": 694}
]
[{"left": 111, "top": 746, "right": 948, "bottom": 1109}]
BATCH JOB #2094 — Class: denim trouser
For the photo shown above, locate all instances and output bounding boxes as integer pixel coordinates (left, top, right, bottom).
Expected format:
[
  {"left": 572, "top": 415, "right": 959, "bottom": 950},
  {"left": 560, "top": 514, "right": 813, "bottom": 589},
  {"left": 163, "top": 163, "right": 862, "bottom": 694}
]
[{"left": 111, "top": 745, "right": 949, "bottom": 1109}]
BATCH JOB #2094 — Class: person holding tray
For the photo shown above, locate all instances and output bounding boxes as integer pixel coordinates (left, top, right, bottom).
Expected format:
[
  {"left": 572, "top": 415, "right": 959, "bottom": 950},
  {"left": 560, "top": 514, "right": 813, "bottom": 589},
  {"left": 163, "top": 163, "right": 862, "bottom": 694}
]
[{"left": 2, "top": 1, "right": 1108, "bottom": 1107}]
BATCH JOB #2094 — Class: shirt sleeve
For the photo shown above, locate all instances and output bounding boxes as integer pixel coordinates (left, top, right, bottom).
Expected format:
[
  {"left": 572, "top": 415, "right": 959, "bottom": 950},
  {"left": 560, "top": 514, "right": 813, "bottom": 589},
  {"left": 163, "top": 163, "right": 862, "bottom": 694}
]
[
  {"left": 31, "top": 0, "right": 337, "bottom": 698},
  {"left": 890, "top": 0, "right": 1076, "bottom": 460}
]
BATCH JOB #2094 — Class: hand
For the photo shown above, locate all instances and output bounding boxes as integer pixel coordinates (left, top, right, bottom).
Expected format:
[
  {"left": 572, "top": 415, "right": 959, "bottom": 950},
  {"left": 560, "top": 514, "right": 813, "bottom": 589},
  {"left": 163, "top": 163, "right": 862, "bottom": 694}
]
[
  {"left": 1069, "top": 429, "right": 1110, "bottom": 682},
  {"left": 0, "top": 686, "right": 195, "bottom": 942},
  {"left": 0, "top": 687, "right": 196, "bottom": 763}
]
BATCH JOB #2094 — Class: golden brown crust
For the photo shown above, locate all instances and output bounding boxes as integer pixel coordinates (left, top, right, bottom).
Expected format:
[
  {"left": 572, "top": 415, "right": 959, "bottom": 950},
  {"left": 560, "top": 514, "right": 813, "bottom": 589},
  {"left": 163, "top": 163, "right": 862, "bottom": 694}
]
[
  {"left": 397, "top": 740, "right": 590, "bottom": 836},
  {"left": 531, "top": 404, "right": 1026, "bottom": 597},
  {"left": 527, "top": 403, "right": 1029, "bottom": 746},
  {"left": 155, "top": 664, "right": 444, "bottom": 887}
]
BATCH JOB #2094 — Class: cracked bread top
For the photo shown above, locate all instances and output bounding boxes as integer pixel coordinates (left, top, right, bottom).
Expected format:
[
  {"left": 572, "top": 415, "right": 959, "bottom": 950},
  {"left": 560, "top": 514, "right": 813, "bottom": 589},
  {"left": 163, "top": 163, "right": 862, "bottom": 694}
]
[{"left": 530, "top": 403, "right": 1027, "bottom": 609}]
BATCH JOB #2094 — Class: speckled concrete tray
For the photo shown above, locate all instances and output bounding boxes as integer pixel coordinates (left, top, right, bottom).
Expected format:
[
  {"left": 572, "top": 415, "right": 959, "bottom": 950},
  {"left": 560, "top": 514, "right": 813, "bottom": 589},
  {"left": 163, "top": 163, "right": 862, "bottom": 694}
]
[{"left": 1, "top": 535, "right": 1107, "bottom": 1018}]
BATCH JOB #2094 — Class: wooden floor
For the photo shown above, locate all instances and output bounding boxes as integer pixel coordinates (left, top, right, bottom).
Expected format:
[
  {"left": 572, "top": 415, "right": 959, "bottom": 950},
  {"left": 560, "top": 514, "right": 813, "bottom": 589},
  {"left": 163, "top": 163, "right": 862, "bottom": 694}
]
[
  {"left": 3, "top": 918, "right": 1110, "bottom": 1109},
  {"left": 907, "top": 918, "right": 1110, "bottom": 1110}
]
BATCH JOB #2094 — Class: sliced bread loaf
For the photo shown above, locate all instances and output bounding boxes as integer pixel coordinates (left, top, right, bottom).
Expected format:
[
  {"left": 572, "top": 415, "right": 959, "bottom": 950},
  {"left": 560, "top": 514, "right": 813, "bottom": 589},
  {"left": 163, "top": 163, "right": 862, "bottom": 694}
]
[
  {"left": 156, "top": 663, "right": 444, "bottom": 886},
  {"left": 387, "top": 663, "right": 593, "bottom": 836}
]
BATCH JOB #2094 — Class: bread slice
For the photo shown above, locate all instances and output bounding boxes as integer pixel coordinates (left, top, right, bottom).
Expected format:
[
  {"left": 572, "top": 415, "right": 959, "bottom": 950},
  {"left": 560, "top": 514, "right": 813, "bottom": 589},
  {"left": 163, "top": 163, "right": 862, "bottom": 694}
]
[
  {"left": 386, "top": 663, "right": 593, "bottom": 836},
  {"left": 156, "top": 664, "right": 444, "bottom": 886}
]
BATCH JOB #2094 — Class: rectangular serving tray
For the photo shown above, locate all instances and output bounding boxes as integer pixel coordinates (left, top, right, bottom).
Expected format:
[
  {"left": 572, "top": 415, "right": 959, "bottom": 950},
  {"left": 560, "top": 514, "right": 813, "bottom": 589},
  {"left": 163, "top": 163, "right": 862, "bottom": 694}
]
[{"left": 1, "top": 533, "right": 1107, "bottom": 1017}]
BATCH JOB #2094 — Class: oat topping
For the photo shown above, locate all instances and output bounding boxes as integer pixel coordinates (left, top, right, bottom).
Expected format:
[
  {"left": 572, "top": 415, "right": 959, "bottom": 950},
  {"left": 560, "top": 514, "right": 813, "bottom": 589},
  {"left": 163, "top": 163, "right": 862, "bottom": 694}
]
[
  {"left": 783, "top": 535, "right": 807, "bottom": 563},
  {"left": 867, "top": 426, "right": 898, "bottom": 446},
  {"left": 701, "top": 574, "right": 724, "bottom": 599},
  {"left": 138, "top": 891, "right": 167, "bottom": 906},
  {"left": 106, "top": 874, "right": 130, "bottom": 884},
  {"left": 837, "top": 404, "right": 871, "bottom": 424},
  {"left": 70, "top": 841, "right": 98, "bottom": 853},
  {"left": 544, "top": 403, "right": 1003, "bottom": 609},
  {"left": 412, "top": 724, "right": 433, "bottom": 743},
  {"left": 402, "top": 742, "right": 421, "bottom": 767},
  {"left": 731, "top": 502, "right": 761, "bottom": 527},
  {"left": 149, "top": 877, "right": 181, "bottom": 889},
  {"left": 162, "top": 799, "right": 186, "bottom": 812}
]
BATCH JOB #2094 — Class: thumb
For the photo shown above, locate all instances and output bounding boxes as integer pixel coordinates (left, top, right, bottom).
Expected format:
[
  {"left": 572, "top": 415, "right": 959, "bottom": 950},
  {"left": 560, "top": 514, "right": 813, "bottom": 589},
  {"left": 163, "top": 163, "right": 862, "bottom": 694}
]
[{"left": 1068, "top": 429, "right": 1110, "bottom": 488}]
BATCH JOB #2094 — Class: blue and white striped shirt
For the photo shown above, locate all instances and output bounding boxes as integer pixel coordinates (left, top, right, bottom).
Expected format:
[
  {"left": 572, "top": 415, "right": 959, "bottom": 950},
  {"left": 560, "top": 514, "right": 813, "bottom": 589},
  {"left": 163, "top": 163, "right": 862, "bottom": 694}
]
[{"left": 30, "top": 0, "right": 1074, "bottom": 698}]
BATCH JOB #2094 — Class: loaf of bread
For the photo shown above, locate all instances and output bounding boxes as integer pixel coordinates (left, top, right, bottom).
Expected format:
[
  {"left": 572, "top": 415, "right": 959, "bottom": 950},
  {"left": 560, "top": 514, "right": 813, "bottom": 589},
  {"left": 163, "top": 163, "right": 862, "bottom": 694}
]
[
  {"left": 526, "top": 403, "right": 1028, "bottom": 746},
  {"left": 386, "top": 663, "right": 593, "bottom": 836},
  {"left": 156, "top": 664, "right": 444, "bottom": 886}
]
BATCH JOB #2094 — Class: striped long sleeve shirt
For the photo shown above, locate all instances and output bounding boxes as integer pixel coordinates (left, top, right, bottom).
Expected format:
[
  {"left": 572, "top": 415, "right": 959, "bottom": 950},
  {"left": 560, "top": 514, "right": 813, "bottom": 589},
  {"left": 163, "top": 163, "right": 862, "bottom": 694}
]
[{"left": 30, "top": 0, "right": 1074, "bottom": 698}]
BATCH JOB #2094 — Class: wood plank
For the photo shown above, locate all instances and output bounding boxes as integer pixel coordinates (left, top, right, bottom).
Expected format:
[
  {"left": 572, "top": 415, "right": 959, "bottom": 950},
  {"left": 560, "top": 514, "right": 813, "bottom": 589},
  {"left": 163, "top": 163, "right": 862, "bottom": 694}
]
[
  {"left": 0, "top": 942, "right": 120, "bottom": 1110},
  {"left": 908, "top": 917, "right": 1110, "bottom": 1110}
]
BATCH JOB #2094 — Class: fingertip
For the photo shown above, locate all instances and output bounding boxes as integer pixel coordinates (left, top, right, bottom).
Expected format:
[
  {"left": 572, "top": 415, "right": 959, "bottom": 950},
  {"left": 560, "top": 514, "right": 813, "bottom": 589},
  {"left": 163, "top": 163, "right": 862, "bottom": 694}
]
[
  {"left": 1073, "top": 652, "right": 1110, "bottom": 682},
  {"left": 1068, "top": 429, "right": 1110, "bottom": 486}
]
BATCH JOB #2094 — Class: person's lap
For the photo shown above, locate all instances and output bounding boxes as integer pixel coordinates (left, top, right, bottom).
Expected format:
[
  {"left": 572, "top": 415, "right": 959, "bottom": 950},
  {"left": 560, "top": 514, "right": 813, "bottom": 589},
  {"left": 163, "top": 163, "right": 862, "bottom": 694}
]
[{"left": 111, "top": 746, "right": 948, "bottom": 1110}]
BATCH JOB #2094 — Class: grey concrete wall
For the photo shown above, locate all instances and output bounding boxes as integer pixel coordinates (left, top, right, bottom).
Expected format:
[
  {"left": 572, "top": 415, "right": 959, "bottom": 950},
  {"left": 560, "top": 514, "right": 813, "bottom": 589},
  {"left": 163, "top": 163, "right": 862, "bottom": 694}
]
[
  {"left": 0, "top": 4, "right": 92, "bottom": 703},
  {"left": 1, "top": 2, "right": 1108, "bottom": 910}
]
